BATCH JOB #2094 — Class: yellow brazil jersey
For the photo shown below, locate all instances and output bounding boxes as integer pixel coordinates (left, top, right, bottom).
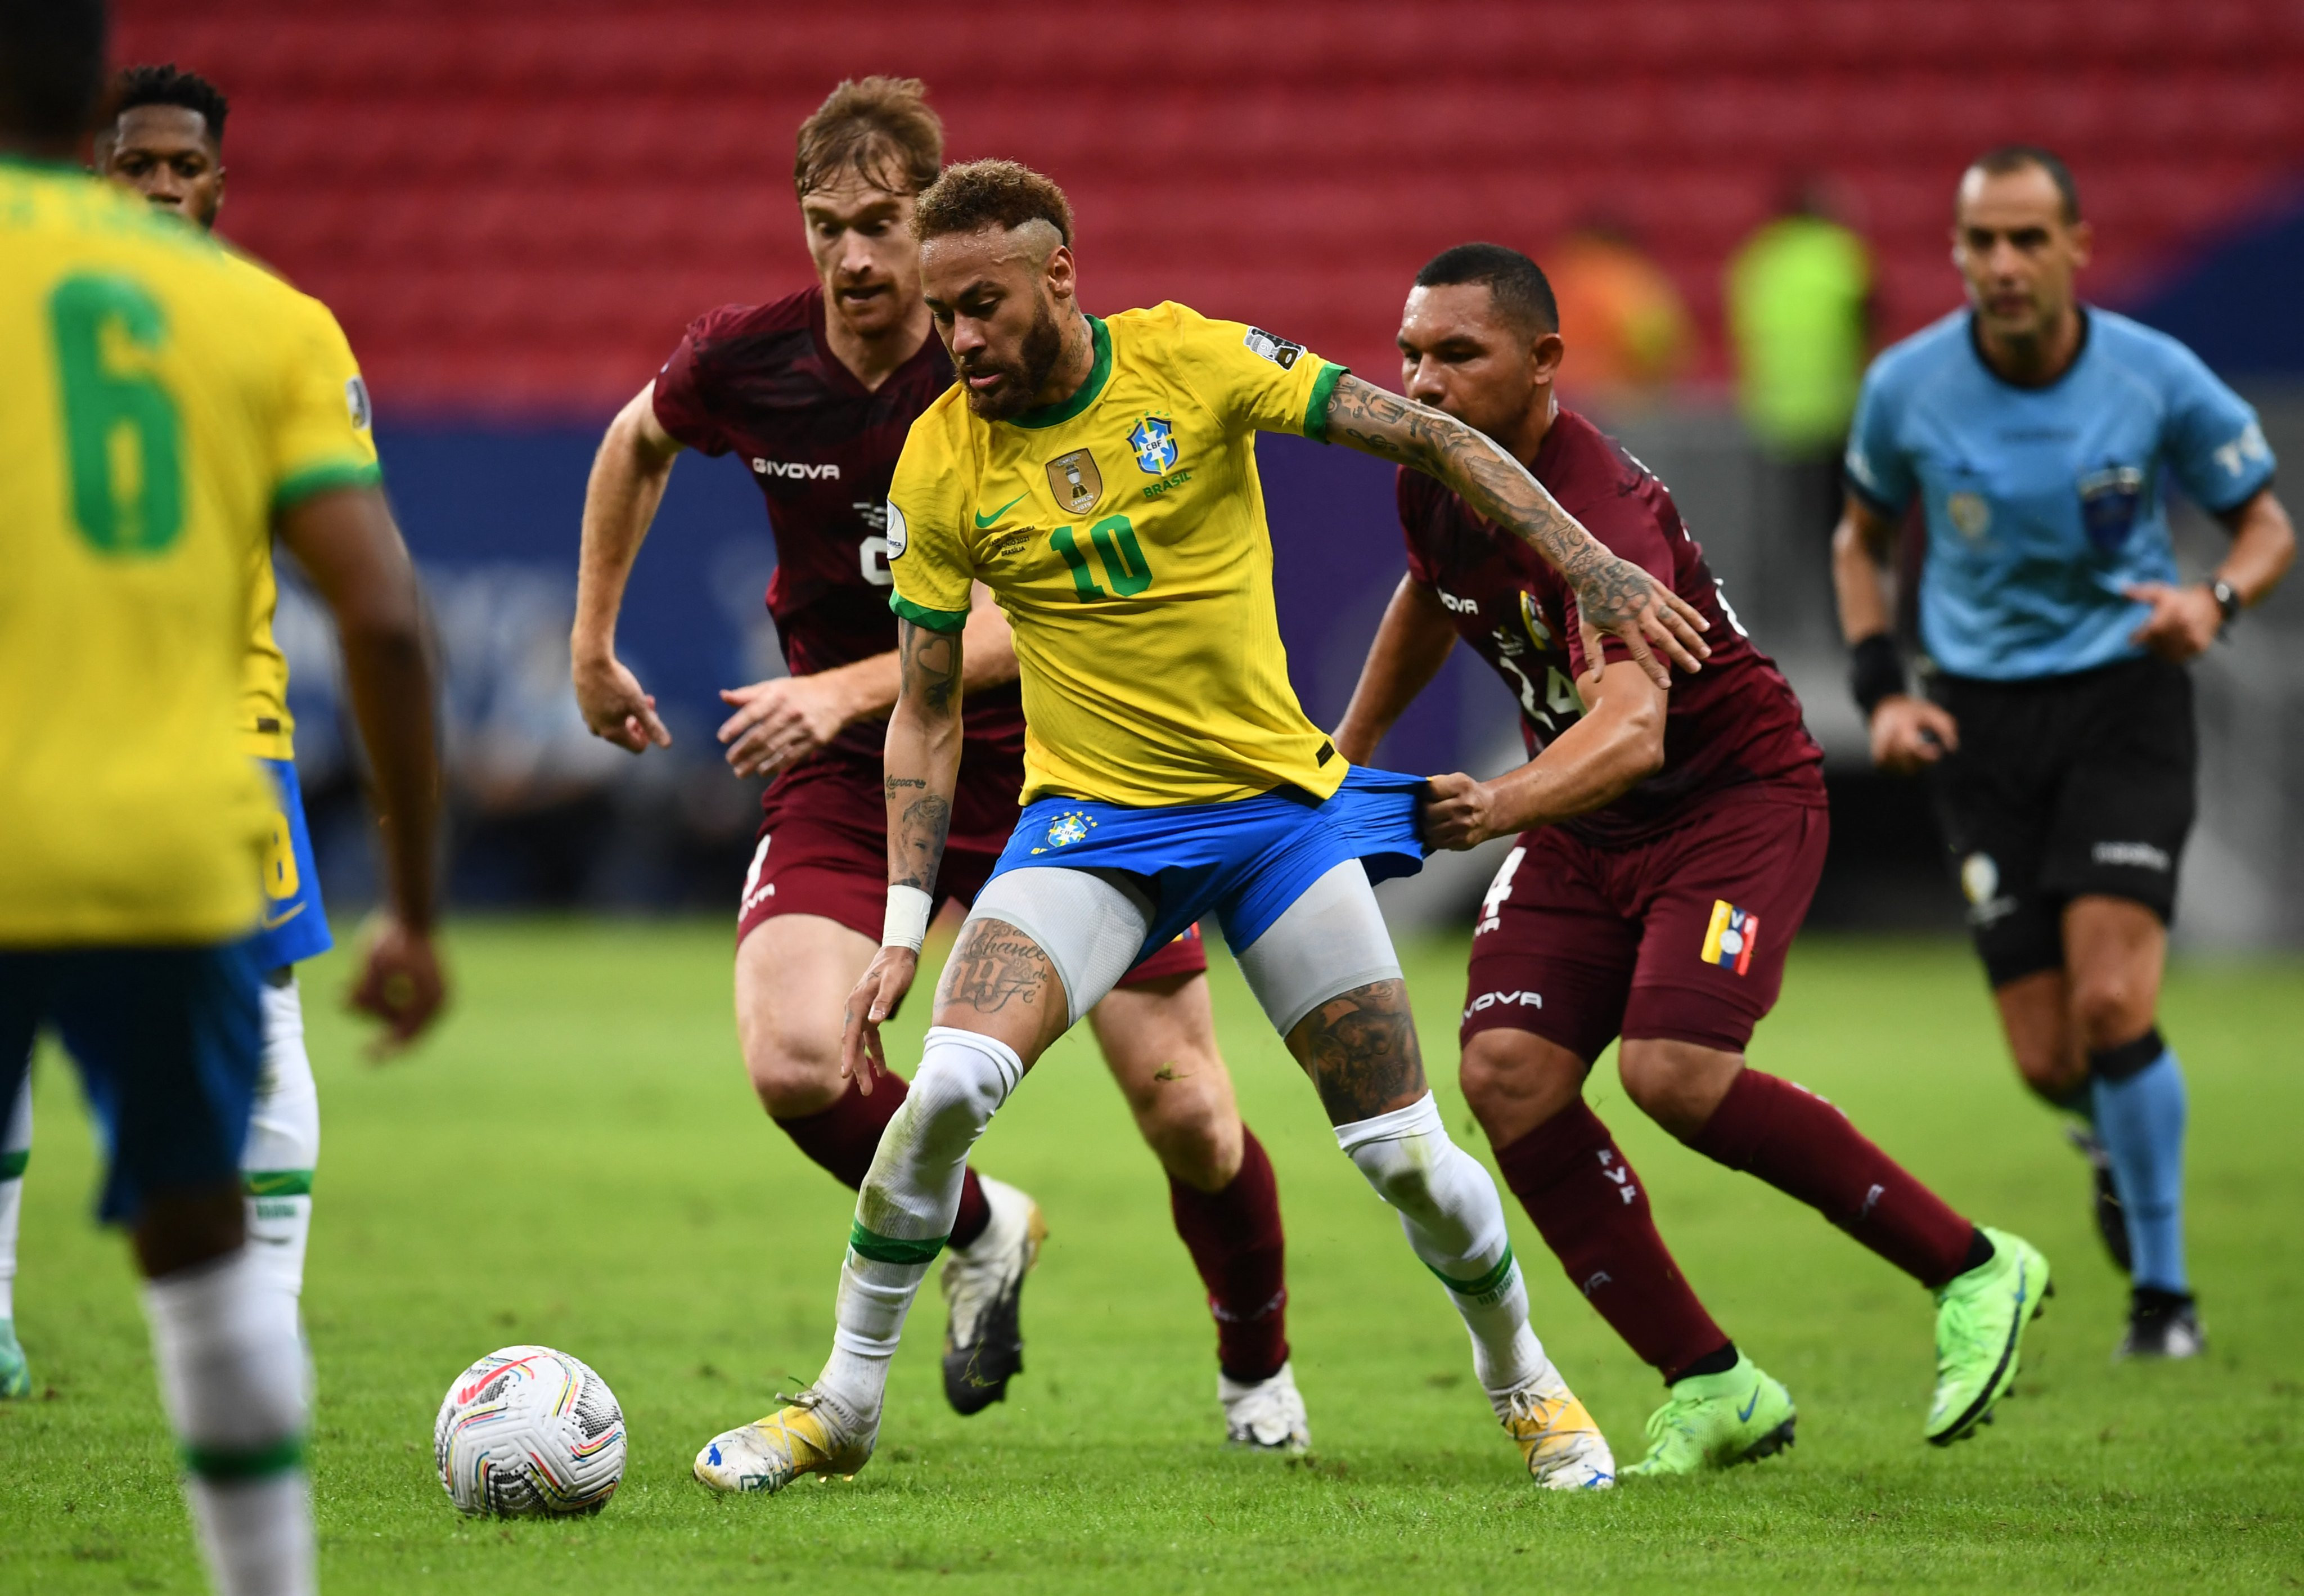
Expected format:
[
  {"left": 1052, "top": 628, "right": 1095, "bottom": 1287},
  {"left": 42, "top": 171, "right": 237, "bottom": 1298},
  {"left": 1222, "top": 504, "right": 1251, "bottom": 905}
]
[
  {"left": 219, "top": 245, "right": 380, "bottom": 759},
  {"left": 0, "top": 161, "right": 380, "bottom": 945},
  {"left": 888, "top": 303, "right": 1347, "bottom": 807}
]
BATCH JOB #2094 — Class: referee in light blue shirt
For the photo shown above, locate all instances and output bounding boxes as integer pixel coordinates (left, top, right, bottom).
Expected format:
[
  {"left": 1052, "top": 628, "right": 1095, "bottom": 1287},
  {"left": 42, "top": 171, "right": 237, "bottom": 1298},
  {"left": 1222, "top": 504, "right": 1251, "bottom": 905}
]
[{"left": 1832, "top": 146, "right": 2295, "bottom": 1359}]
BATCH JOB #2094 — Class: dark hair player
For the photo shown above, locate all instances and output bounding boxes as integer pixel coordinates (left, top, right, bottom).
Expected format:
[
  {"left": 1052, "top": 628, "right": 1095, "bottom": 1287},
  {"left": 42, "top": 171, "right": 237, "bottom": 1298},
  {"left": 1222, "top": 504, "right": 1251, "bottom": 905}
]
[{"left": 1336, "top": 241, "right": 2051, "bottom": 1471}]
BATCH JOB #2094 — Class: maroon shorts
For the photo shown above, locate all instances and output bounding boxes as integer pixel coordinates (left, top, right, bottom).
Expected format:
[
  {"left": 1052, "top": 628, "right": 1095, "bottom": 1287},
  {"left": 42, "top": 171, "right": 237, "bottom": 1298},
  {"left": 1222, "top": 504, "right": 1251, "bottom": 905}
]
[
  {"left": 735, "top": 754, "right": 1208, "bottom": 986},
  {"left": 1461, "top": 785, "right": 1829, "bottom": 1060}
]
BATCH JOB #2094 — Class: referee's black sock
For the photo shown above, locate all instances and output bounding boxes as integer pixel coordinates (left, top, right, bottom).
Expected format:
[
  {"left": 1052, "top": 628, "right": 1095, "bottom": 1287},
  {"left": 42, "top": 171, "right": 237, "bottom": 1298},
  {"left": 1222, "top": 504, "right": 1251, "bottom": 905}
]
[{"left": 2043, "top": 1077, "right": 2094, "bottom": 1121}]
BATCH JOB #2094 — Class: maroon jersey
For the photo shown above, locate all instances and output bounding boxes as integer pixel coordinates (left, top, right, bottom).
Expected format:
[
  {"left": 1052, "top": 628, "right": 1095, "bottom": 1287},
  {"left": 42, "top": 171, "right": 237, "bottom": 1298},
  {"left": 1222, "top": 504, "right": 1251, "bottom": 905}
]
[
  {"left": 652, "top": 286, "right": 1026, "bottom": 765},
  {"left": 1398, "top": 407, "right": 1823, "bottom": 845}
]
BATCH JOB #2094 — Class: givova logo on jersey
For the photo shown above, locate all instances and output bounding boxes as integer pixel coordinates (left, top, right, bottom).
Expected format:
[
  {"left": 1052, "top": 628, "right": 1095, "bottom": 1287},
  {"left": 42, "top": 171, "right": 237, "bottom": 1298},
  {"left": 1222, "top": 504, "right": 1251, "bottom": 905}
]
[{"left": 751, "top": 457, "right": 842, "bottom": 481}]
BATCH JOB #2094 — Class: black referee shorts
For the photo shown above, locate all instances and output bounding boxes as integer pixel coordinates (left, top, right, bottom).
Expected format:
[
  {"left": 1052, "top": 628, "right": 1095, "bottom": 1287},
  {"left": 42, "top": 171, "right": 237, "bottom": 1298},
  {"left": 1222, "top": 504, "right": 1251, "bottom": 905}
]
[{"left": 1926, "top": 654, "right": 2195, "bottom": 987}]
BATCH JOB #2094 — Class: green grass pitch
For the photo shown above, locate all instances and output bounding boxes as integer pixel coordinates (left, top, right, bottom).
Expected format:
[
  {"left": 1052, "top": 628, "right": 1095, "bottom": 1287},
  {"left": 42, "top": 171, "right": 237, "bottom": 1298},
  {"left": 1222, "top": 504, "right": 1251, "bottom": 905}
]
[{"left": 3, "top": 921, "right": 2300, "bottom": 1592}]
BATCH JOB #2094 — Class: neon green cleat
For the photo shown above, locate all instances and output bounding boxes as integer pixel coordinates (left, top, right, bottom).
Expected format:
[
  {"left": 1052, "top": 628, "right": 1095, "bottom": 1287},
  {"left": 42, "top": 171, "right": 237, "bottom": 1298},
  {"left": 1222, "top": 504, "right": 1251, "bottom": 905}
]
[
  {"left": 1621, "top": 1351, "right": 1795, "bottom": 1478},
  {"left": 1927, "top": 1226, "right": 2051, "bottom": 1445},
  {"left": 0, "top": 1318, "right": 28, "bottom": 1400}
]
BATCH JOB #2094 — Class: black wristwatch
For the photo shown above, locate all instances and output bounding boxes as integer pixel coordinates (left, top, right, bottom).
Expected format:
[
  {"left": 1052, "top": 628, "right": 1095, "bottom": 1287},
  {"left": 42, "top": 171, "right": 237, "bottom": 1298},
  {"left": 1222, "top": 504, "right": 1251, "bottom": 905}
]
[{"left": 2209, "top": 578, "right": 2243, "bottom": 631}]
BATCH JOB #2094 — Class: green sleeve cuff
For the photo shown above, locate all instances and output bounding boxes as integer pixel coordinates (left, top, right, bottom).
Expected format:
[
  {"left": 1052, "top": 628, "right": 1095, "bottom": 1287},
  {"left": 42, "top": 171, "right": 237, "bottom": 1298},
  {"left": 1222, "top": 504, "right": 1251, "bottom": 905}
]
[
  {"left": 1302, "top": 361, "right": 1348, "bottom": 443},
  {"left": 889, "top": 592, "right": 970, "bottom": 633},
  {"left": 273, "top": 459, "right": 382, "bottom": 511}
]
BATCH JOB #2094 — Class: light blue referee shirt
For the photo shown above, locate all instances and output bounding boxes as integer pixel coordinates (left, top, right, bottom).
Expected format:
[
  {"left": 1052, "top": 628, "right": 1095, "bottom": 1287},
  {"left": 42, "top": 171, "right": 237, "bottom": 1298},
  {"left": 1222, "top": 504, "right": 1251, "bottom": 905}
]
[{"left": 1845, "top": 307, "right": 2276, "bottom": 681}]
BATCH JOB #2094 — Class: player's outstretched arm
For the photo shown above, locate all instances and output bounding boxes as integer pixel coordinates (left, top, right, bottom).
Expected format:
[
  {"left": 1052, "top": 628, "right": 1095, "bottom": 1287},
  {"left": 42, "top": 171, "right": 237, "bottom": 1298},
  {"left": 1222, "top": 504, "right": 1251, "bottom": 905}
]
[
  {"left": 573, "top": 383, "right": 683, "bottom": 753},
  {"left": 841, "top": 619, "right": 969, "bottom": 1091},
  {"left": 1321, "top": 375, "right": 1708, "bottom": 688},
  {"left": 1832, "top": 489, "right": 1958, "bottom": 773},
  {"left": 276, "top": 486, "right": 447, "bottom": 1056},
  {"left": 1334, "top": 575, "right": 1458, "bottom": 765},
  {"left": 1424, "top": 658, "right": 1665, "bottom": 849},
  {"left": 718, "top": 582, "right": 1019, "bottom": 777}
]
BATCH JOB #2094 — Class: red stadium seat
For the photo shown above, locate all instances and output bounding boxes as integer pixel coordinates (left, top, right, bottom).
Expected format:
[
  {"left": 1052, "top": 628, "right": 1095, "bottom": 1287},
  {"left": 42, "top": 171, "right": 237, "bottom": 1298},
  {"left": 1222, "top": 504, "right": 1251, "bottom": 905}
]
[{"left": 113, "top": 0, "right": 2304, "bottom": 411}]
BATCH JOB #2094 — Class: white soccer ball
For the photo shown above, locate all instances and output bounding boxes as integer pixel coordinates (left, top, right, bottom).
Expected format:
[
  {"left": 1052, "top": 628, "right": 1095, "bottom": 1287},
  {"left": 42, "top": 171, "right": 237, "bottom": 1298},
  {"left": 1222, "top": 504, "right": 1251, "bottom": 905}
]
[{"left": 433, "top": 1345, "right": 626, "bottom": 1516}]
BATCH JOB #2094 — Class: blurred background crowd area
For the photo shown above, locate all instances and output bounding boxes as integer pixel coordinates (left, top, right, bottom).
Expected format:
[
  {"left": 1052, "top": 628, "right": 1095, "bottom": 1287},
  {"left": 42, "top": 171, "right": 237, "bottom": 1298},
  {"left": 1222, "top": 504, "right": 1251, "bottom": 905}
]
[{"left": 124, "top": 0, "right": 2304, "bottom": 944}]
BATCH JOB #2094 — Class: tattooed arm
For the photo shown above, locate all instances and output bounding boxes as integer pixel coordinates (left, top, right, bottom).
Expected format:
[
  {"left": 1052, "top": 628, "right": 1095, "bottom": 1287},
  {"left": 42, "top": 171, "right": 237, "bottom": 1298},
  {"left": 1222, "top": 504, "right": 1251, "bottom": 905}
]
[
  {"left": 839, "top": 617, "right": 969, "bottom": 1089},
  {"left": 1322, "top": 375, "right": 1709, "bottom": 687}
]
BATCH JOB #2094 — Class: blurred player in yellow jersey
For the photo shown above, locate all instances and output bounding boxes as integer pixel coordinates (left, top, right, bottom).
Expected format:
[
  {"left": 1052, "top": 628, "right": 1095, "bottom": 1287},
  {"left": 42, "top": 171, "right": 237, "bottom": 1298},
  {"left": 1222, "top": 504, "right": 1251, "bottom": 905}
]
[
  {"left": 0, "top": 64, "right": 386, "bottom": 1408},
  {"left": 692, "top": 160, "right": 1711, "bottom": 1497},
  {"left": 0, "top": 7, "right": 442, "bottom": 1592}
]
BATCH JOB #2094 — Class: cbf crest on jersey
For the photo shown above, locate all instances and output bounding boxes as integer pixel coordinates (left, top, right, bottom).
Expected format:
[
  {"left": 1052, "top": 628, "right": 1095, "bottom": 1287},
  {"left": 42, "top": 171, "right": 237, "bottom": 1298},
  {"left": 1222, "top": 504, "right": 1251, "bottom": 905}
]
[
  {"left": 1046, "top": 449, "right": 1102, "bottom": 513},
  {"left": 1128, "top": 414, "right": 1180, "bottom": 475}
]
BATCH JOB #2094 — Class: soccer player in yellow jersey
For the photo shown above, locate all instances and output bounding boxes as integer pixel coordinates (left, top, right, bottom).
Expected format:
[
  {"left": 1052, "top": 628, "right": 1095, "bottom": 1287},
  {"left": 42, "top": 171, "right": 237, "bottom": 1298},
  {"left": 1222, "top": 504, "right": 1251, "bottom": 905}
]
[
  {"left": 0, "top": 64, "right": 380, "bottom": 1408},
  {"left": 692, "top": 161, "right": 1710, "bottom": 1495},
  {"left": 0, "top": 7, "right": 442, "bottom": 1591}
]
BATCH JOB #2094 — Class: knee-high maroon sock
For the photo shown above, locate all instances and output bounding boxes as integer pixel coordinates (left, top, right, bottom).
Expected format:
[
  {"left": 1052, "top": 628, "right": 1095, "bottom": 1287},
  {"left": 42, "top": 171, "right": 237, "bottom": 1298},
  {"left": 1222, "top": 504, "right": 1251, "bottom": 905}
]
[
  {"left": 1689, "top": 1069, "right": 1975, "bottom": 1288},
  {"left": 1168, "top": 1127, "right": 1289, "bottom": 1384},
  {"left": 775, "top": 1076, "right": 992, "bottom": 1249},
  {"left": 1493, "top": 1101, "right": 1732, "bottom": 1382}
]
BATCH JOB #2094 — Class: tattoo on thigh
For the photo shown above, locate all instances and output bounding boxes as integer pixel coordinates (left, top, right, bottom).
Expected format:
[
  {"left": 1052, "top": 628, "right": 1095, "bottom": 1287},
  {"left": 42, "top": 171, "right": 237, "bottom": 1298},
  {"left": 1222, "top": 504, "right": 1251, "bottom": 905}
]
[
  {"left": 1291, "top": 979, "right": 1428, "bottom": 1122},
  {"left": 939, "top": 919, "right": 1058, "bottom": 1017}
]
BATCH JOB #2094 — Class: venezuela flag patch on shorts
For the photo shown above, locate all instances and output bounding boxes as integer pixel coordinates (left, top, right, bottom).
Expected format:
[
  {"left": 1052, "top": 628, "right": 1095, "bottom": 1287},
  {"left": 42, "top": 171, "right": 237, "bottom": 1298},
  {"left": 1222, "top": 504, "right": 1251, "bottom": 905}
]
[{"left": 1702, "top": 900, "right": 1760, "bottom": 975}]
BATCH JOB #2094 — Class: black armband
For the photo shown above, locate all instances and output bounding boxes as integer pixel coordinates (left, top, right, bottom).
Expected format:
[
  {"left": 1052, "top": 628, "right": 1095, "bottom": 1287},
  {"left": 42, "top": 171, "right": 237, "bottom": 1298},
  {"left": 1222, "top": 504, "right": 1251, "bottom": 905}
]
[{"left": 1850, "top": 632, "right": 1907, "bottom": 719}]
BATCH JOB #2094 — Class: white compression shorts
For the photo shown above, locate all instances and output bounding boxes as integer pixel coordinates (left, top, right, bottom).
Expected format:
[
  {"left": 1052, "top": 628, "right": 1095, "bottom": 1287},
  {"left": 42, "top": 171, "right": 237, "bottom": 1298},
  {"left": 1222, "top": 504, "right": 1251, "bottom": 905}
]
[{"left": 964, "top": 859, "right": 1400, "bottom": 1035}]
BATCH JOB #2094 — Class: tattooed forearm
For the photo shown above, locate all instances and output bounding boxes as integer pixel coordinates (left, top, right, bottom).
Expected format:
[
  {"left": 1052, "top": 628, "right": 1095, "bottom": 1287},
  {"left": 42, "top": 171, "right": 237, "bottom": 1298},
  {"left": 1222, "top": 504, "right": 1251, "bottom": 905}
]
[
  {"left": 1322, "top": 376, "right": 1662, "bottom": 633},
  {"left": 892, "top": 794, "right": 950, "bottom": 891},
  {"left": 938, "top": 919, "right": 1058, "bottom": 1015},
  {"left": 899, "top": 619, "right": 964, "bottom": 717},
  {"left": 1286, "top": 978, "right": 1429, "bottom": 1123},
  {"left": 887, "top": 617, "right": 965, "bottom": 890}
]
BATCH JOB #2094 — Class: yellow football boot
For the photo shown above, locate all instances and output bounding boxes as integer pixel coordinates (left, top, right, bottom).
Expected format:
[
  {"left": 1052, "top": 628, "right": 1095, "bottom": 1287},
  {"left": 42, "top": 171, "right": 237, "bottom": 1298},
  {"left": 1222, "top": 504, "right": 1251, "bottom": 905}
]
[
  {"left": 1499, "top": 1378, "right": 1616, "bottom": 1490},
  {"left": 692, "top": 1389, "right": 873, "bottom": 1494}
]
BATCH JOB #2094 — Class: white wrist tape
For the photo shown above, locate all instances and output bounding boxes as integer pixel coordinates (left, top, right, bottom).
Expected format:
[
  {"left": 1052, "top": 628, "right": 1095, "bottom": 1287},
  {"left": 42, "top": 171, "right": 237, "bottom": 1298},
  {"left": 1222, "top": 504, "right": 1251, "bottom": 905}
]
[{"left": 882, "top": 884, "right": 933, "bottom": 952}]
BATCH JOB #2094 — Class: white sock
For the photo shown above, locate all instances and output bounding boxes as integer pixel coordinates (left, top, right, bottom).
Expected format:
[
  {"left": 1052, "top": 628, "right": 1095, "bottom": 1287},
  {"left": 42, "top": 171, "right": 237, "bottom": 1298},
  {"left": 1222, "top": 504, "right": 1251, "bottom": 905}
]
[
  {"left": 0, "top": 1073, "right": 29, "bottom": 1323},
  {"left": 816, "top": 1027, "right": 1023, "bottom": 1420},
  {"left": 187, "top": 1473, "right": 313, "bottom": 1596},
  {"left": 1335, "top": 1093, "right": 1549, "bottom": 1409},
  {"left": 242, "top": 977, "right": 319, "bottom": 1302},
  {"left": 143, "top": 1248, "right": 313, "bottom": 1596}
]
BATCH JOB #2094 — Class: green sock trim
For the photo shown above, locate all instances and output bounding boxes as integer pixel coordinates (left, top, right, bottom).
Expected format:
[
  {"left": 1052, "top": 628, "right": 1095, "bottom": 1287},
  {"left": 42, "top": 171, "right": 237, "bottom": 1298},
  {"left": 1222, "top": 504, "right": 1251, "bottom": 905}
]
[
  {"left": 848, "top": 1221, "right": 947, "bottom": 1266},
  {"left": 181, "top": 1435, "right": 305, "bottom": 1481},
  {"left": 0, "top": 1150, "right": 26, "bottom": 1181},
  {"left": 1429, "top": 1245, "right": 1517, "bottom": 1300},
  {"left": 242, "top": 1169, "right": 313, "bottom": 1198}
]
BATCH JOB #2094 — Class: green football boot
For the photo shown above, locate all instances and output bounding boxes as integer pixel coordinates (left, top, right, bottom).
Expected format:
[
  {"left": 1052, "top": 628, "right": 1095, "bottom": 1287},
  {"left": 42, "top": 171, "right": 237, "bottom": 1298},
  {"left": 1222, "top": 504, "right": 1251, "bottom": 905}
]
[
  {"left": 0, "top": 1318, "right": 30, "bottom": 1400},
  {"left": 1926, "top": 1226, "right": 2050, "bottom": 1445},
  {"left": 1621, "top": 1351, "right": 1795, "bottom": 1478}
]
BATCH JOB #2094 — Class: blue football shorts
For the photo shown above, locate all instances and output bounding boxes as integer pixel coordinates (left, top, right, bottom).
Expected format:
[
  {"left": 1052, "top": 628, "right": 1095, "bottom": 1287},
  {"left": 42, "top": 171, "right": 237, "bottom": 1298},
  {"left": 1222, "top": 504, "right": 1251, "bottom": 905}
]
[
  {"left": 0, "top": 942, "right": 264, "bottom": 1224},
  {"left": 986, "top": 766, "right": 1430, "bottom": 965}
]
